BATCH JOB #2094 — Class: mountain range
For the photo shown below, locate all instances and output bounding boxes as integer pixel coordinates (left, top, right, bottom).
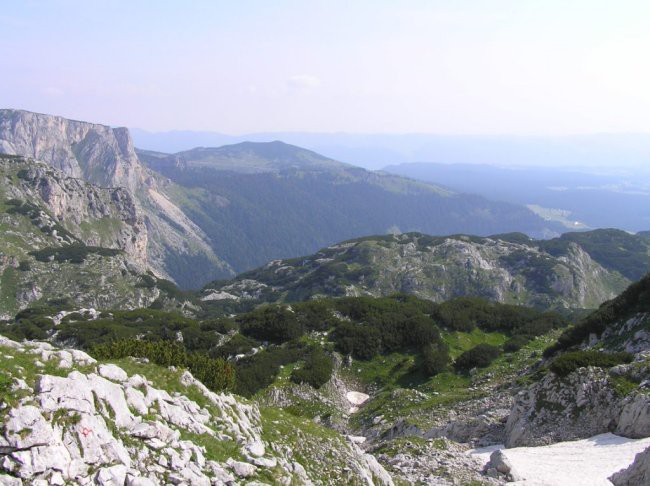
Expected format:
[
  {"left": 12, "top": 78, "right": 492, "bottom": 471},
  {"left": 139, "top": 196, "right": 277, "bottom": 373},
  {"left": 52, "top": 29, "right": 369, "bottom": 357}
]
[
  {"left": 384, "top": 162, "right": 650, "bottom": 232},
  {"left": 1, "top": 109, "right": 564, "bottom": 291},
  {"left": 1, "top": 108, "right": 650, "bottom": 484}
]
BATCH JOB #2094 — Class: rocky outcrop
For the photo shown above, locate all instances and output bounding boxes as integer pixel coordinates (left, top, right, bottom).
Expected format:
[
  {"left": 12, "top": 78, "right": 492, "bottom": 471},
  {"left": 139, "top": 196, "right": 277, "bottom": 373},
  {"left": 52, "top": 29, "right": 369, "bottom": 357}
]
[
  {"left": 504, "top": 366, "right": 650, "bottom": 447},
  {"left": 482, "top": 449, "right": 522, "bottom": 482},
  {"left": 203, "top": 232, "right": 629, "bottom": 310},
  {"left": 609, "top": 445, "right": 650, "bottom": 485},
  {"left": 0, "top": 110, "right": 231, "bottom": 287},
  {"left": 0, "top": 109, "right": 143, "bottom": 191},
  {"left": 5, "top": 158, "right": 148, "bottom": 266},
  {"left": 0, "top": 336, "right": 394, "bottom": 485}
]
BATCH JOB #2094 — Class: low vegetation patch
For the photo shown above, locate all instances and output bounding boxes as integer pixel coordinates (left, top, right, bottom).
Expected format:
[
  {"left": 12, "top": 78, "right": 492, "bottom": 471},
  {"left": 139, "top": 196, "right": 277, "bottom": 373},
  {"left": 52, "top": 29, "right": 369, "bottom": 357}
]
[
  {"left": 91, "top": 339, "right": 235, "bottom": 392},
  {"left": 549, "top": 350, "right": 633, "bottom": 377},
  {"left": 454, "top": 343, "right": 502, "bottom": 372},
  {"left": 30, "top": 243, "right": 121, "bottom": 264}
]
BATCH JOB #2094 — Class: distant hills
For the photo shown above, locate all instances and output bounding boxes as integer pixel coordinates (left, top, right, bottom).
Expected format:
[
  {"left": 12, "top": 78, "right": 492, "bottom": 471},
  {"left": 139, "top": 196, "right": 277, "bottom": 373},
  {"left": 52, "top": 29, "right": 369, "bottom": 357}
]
[
  {"left": 384, "top": 162, "right": 650, "bottom": 232},
  {"left": 131, "top": 129, "right": 650, "bottom": 171},
  {"left": 8, "top": 109, "right": 645, "bottom": 299},
  {"left": 200, "top": 229, "right": 650, "bottom": 311},
  {"left": 137, "top": 141, "right": 565, "bottom": 281}
]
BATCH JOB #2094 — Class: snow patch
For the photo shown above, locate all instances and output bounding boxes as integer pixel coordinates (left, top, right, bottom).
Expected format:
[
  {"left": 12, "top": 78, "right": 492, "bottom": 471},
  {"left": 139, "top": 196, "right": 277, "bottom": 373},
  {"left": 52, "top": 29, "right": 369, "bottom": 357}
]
[
  {"left": 346, "top": 391, "right": 370, "bottom": 406},
  {"left": 469, "top": 433, "right": 650, "bottom": 485},
  {"left": 346, "top": 391, "right": 370, "bottom": 414}
]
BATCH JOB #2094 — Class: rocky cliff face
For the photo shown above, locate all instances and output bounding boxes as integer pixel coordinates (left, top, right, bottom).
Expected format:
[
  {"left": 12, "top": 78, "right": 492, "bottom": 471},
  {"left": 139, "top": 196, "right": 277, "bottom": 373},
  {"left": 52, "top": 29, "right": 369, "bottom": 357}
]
[
  {"left": 8, "top": 159, "right": 148, "bottom": 266},
  {"left": 0, "top": 110, "right": 230, "bottom": 287},
  {"left": 504, "top": 365, "right": 650, "bottom": 447},
  {"left": 0, "top": 335, "right": 393, "bottom": 485},
  {"left": 610, "top": 445, "right": 650, "bottom": 485},
  {"left": 503, "top": 289, "right": 650, "bottom": 448},
  {"left": 0, "top": 154, "right": 164, "bottom": 315},
  {"left": 0, "top": 110, "right": 143, "bottom": 192}
]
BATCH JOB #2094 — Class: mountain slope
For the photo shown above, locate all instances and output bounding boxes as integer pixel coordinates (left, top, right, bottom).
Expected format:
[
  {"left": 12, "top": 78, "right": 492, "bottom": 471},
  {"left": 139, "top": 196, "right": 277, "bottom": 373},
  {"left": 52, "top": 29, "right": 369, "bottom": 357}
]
[
  {"left": 502, "top": 273, "right": 650, "bottom": 448},
  {"left": 139, "top": 142, "right": 564, "bottom": 275},
  {"left": 0, "top": 110, "right": 231, "bottom": 288},
  {"left": 0, "top": 335, "right": 393, "bottom": 485},
  {"left": 200, "top": 231, "right": 644, "bottom": 310},
  {"left": 0, "top": 154, "right": 164, "bottom": 316}
]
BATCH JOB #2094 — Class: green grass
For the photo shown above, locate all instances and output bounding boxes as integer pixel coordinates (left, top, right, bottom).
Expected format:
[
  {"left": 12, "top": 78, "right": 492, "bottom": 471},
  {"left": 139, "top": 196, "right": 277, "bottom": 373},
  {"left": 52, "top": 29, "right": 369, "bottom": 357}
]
[
  {"left": 352, "top": 330, "right": 559, "bottom": 431},
  {"left": 611, "top": 376, "right": 639, "bottom": 398},
  {"left": 340, "top": 352, "right": 418, "bottom": 389},
  {"left": 0, "top": 267, "right": 19, "bottom": 316},
  {"left": 260, "top": 406, "right": 369, "bottom": 484},
  {"left": 442, "top": 328, "right": 508, "bottom": 359}
]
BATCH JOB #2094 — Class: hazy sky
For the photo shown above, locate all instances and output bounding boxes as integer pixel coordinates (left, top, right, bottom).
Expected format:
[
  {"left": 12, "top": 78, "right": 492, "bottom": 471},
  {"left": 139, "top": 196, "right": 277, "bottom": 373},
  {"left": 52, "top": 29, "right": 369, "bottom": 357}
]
[{"left": 2, "top": 1, "right": 650, "bottom": 135}]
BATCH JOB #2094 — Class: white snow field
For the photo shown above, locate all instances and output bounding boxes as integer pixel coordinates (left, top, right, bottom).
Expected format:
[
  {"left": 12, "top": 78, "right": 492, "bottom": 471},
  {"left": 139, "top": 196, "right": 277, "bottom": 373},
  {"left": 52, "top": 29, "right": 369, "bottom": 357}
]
[
  {"left": 469, "top": 433, "right": 650, "bottom": 485},
  {"left": 346, "top": 391, "right": 370, "bottom": 413}
]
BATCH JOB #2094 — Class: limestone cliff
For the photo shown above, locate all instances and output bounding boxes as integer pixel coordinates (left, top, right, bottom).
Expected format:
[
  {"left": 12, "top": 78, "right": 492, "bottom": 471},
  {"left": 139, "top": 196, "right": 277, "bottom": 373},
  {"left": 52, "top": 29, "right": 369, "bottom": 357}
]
[
  {"left": 0, "top": 110, "right": 231, "bottom": 287},
  {"left": 0, "top": 109, "right": 142, "bottom": 192},
  {"left": 0, "top": 154, "right": 163, "bottom": 316}
]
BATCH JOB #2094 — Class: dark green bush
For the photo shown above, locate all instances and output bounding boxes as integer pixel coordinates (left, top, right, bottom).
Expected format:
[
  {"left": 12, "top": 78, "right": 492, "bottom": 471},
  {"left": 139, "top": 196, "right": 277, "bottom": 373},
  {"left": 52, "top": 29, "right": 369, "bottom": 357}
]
[
  {"left": 234, "top": 343, "right": 306, "bottom": 397},
  {"left": 421, "top": 342, "right": 450, "bottom": 376},
  {"left": 290, "top": 348, "right": 334, "bottom": 388},
  {"left": 504, "top": 335, "right": 530, "bottom": 352},
  {"left": 455, "top": 344, "right": 501, "bottom": 371},
  {"left": 331, "top": 322, "right": 382, "bottom": 359},
  {"left": 212, "top": 333, "right": 259, "bottom": 358},
  {"left": 549, "top": 351, "right": 633, "bottom": 377},
  {"left": 91, "top": 339, "right": 235, "bottom": 391},
  {"left": 200, "top": 318, "right": 238, "bottom": 334},
  {"left": 30, "top": 244, "right": 121, "bottom": 264},
  {"left": 238, "top": 306, "right": 304, "bottom": 343},
  {"left": 18, "top": 260, "right": 31, "bottom": 271}
]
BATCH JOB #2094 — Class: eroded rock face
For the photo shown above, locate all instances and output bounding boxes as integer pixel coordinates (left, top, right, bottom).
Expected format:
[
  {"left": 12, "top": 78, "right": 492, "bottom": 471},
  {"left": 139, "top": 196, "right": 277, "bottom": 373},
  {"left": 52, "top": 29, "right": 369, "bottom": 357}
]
[
  {"left": 7, "top": 160, "right": 148, "bottom": 267},
  {"left": 609, "top": 445, "right": 650, "bottom": 485},
  {"left": 0, "top": 109, "right": 143, "bottom": 192},
  {"left": 0, "top": 336, "right": 395, "bottom": 485},
  {"left": 504, "top": 366, "right": 650, "bottom": 448}
]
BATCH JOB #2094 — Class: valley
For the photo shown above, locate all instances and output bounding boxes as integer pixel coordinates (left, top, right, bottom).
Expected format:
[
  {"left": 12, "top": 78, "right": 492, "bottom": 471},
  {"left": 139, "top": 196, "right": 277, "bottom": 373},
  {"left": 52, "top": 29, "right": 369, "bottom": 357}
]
[{"left": 0, "top": 109, "right": 649, "bottom": 485}]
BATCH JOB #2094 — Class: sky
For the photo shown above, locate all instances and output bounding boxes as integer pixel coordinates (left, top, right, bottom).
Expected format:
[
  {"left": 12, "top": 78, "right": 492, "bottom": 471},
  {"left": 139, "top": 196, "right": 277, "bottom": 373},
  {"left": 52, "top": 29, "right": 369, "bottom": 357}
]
[{"left": 2, "top": 0, "right": 650, "bottom": 135}]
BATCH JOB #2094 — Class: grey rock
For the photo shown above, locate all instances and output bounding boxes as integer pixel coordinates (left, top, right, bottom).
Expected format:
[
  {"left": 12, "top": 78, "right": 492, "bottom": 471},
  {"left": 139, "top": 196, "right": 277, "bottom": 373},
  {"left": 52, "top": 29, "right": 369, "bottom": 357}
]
[
  {"left": 3, "top": 405, "right": 54, "bottom": 450},
  {"left": 609, "top": 446, "right": 650, "bottom": 486},
  {"left": 227, "top": 459, "right": 257, "bottom": 478},
  {"left": 98, "top": 363, "right": 128, "bottom": 382},
  {"left": 95, "top": 464, "right": 128, "bottom": 485},
  {"left": 126, "top": 475, "right": 157, "bottom": 486},
  {"left": 615, "top": 394, "right": 650, "bottom": 438},
  {"left": 0, "top": 474, "right": 22, "bottom": 485}
]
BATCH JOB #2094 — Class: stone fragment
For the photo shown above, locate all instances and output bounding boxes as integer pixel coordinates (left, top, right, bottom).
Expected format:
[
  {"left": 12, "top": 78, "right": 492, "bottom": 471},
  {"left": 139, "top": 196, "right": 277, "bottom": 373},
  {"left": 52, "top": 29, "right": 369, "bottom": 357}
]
[{"left": 98, "top": 363, "right": 128, "bottom": 382}]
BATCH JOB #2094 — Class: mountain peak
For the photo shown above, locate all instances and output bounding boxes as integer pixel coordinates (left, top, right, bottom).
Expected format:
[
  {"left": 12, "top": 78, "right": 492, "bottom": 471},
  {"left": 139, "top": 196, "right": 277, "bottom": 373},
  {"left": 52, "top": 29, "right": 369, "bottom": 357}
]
[{"left": 173, "top": 139, "right": 343, "bottom": 173}]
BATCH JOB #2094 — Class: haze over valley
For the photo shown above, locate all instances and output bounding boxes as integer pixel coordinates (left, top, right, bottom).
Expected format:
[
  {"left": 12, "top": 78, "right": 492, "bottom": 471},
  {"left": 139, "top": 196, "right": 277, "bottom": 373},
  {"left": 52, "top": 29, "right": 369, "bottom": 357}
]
[{"left": 1, "top": 2, "right": 650, "bottom": 485}]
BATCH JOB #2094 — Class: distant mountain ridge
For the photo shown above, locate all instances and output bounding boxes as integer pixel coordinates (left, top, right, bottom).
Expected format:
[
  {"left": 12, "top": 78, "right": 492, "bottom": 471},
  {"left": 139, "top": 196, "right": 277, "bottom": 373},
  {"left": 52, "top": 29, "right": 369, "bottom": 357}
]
[
  {"left": 384, "top": 162, "right": 650, "bottom": 232},
  {"left": 137, "top": 141, "right": 565, "bottom": 279}
]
